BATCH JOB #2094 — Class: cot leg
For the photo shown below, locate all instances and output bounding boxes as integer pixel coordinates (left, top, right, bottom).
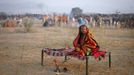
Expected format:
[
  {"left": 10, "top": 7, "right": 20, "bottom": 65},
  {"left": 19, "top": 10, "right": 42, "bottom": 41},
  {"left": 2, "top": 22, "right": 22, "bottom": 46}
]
[
  {"left": 86, "top": 56, "right": 89, "bottom": 75},
  {"left": 109, "top": 52, "right": 111, "bottom": 68},
  {"left": 64, "top": 55, "right": 67, "bottom": 62},
  {"left": 41, "top": 49, "right": 44, "bottom": 66}
]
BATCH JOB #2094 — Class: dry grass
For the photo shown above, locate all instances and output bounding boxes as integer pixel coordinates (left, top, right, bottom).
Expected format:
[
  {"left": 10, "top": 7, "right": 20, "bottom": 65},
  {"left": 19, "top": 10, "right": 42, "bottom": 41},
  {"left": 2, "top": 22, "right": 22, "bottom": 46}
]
[{"left": 0, "top": 26, "right": 134, "bottom": 75}]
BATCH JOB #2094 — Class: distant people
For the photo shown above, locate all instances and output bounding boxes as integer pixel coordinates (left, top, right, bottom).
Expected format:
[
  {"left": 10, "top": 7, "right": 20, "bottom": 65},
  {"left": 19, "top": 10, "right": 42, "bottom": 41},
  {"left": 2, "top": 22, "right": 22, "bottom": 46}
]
[
  {"left": 77, "top": 17, "right": 88, "bottom": 27},
  {"left": 77, "top": 17, "right": 85, "bottom": 27},
  {"left": 43, "top": 18, "right": 54, "bottom": 27},
  {"left": 43, "top": 20, "right": 49, "bottom": 27}
]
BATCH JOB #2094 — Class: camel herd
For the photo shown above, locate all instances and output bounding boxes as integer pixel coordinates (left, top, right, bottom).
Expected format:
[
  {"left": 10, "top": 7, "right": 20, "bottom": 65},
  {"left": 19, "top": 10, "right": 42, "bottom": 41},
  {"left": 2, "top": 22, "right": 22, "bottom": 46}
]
[{"left": 0, "top": 13, "right": 134, "bottom": 28}]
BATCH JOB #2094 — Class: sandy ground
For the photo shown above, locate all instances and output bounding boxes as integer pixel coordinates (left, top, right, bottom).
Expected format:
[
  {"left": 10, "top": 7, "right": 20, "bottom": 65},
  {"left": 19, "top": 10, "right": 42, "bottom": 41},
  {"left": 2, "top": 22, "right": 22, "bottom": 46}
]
[{"left": 0, "top": 26, "right": 134, "bottom": 75}]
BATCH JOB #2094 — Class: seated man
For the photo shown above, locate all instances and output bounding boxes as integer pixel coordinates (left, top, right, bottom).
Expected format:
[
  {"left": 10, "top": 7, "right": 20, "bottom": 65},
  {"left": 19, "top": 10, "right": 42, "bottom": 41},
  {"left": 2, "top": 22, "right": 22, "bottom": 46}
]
[{"left": 69, "top": 25, "right": 105, "bottom": 60}]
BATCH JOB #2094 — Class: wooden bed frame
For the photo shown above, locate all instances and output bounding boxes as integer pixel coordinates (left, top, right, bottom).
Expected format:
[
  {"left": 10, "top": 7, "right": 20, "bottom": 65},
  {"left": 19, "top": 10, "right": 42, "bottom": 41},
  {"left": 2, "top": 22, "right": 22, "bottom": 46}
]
[{"left": 41, "top": 49, "right": 111, "bottom": 75}]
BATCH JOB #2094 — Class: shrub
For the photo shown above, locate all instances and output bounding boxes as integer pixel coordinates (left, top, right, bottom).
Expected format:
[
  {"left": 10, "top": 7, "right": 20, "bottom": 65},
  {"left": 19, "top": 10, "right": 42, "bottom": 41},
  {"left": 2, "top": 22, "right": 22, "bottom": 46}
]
[{"left": 23, "top": 17, "right": 33, "bottom": 32}]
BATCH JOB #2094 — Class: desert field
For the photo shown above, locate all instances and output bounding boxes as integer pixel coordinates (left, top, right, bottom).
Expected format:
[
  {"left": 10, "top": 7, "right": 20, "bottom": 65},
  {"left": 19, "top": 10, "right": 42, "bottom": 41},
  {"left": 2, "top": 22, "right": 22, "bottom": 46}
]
[{"left": 0, "top": 25, "right": 134, "bottom": 75}]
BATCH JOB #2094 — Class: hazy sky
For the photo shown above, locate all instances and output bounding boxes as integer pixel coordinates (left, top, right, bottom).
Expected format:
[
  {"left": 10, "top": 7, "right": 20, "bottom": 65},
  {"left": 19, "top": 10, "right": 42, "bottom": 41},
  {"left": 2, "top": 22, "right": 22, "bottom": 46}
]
[{"left": 0, "top": 0, "right": 134, "bottom": 14}]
